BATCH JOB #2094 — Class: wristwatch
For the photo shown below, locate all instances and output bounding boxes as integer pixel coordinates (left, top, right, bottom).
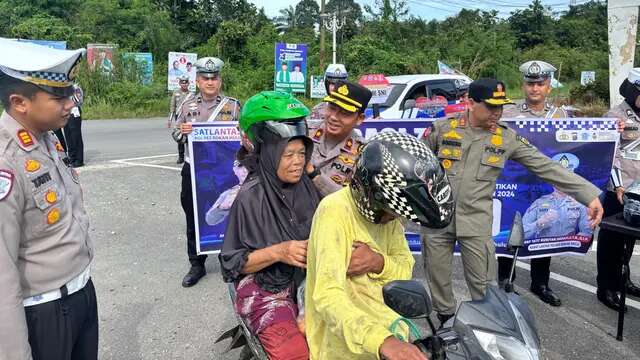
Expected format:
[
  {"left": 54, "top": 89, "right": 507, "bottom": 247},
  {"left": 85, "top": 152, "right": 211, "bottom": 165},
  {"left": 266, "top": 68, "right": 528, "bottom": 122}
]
[{"left": 308, "top": 168, "right": 320, "bottom": 179}]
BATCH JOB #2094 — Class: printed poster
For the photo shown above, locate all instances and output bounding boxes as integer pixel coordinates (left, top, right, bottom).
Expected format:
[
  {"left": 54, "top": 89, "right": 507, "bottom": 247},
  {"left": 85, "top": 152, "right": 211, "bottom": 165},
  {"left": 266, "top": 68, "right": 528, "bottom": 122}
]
[
  {"left": 274, "top": 43, "right": 307, "bottom": 94},
  {"left": 168, "top": 52, "right": 197, "bottom": 92}
]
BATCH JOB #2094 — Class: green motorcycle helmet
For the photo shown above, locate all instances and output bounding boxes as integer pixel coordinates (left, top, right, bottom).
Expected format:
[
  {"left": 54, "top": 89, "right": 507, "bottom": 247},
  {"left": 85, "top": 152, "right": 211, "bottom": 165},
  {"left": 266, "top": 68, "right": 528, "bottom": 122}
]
[{"left": 239, "top": 91, "right": 310, "bottom": 145}]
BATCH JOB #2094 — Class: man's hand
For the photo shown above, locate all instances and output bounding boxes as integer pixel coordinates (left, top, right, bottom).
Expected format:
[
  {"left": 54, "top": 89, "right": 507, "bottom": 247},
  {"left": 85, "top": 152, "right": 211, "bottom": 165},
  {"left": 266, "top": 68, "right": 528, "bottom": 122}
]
[
  {"left": 180, "top": 123, "right": 193, "bottom": 135},
  {"left": 306, "top": 162, "right": 315, "bottom": 174},
  {"left": 347, "top": 242, "right": 384, "bottom": 277},
  {"left": 616, "top": 187, "right": 625, "bottom": 205},
  {"left": 275, "top": 240, "right": 308, "bottom": 268},
  {"left": 616, "top": 118, "right": 626, "bottom": 133},
  {"left": 380, "top": 336, "right": 428, "bottom": 360},
  {"left": 587, "top": 197, "right": 604, "bottom": 229}
]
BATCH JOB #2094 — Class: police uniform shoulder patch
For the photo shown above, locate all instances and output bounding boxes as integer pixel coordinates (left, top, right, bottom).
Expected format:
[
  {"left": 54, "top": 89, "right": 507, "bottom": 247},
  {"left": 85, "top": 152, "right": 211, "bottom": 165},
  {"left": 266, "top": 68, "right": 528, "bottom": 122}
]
[
  {"left": 17, "top": 130, "right": 34, "bottom": 148},
  {"left": 0, "top": 169, "right": 14, "bottom": 201}
]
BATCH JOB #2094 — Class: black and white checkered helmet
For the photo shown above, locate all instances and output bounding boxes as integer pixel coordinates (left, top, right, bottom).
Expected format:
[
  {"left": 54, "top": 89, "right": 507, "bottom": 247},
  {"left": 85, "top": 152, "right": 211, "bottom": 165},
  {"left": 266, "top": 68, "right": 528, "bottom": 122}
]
[
  {"left": 350, "top": 130, "right": 454, "bottom": 228},
  {"left": 624, "top": 180, "right": 640, "bottom": 226}
]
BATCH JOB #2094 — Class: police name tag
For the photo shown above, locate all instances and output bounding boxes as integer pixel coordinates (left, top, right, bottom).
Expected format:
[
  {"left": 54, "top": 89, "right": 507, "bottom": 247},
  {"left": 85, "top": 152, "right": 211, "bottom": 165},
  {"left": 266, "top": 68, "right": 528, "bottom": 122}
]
[{"left": 622, "top": 150, "right": 640, "bottom": 161}]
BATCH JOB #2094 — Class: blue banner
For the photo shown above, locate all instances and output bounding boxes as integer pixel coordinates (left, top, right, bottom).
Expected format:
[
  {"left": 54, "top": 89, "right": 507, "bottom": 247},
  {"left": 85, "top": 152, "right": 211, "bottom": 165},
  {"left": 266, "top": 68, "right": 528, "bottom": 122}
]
[
  {"left": 190, "top": 119, "right": 617, "bottom": 257},
  {"left": 274, "top": 43, "right": 307, "bottom": 94}
]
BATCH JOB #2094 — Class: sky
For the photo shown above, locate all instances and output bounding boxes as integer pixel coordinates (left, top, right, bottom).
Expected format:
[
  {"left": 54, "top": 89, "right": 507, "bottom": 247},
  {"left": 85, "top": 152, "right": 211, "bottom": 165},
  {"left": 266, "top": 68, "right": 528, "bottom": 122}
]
[{"left": 248, "top": 0, "right": 584, "bottom": 21}]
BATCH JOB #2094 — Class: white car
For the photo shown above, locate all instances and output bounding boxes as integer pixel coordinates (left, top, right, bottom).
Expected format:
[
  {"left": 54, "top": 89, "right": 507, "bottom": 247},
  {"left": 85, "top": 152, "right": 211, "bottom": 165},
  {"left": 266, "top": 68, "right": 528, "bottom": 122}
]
[{"left": 365, "top": 74, "right": 472, "bottom": 119}]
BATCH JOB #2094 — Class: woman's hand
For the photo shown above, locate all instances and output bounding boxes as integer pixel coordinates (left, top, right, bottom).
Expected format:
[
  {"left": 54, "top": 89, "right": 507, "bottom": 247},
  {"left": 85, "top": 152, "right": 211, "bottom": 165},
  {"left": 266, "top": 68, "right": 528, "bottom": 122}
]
[{"left": 275, "top": 240, "right": 308, "bottom": 268}]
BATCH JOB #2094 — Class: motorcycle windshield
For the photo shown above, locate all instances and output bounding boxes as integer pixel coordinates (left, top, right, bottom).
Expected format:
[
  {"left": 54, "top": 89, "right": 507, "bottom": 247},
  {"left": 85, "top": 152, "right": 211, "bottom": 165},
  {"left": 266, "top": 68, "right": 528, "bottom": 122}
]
[{"left": 452, "top": 285, "right": 533, "bottom": 344}]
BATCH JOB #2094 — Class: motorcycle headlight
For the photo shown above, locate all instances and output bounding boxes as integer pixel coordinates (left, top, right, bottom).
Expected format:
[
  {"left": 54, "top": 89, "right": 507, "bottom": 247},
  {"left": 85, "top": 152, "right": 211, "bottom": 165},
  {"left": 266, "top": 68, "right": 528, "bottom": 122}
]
[
  {"left": 509, "top": 302, "right": 540, "bottom": 359},
  {"left": 473, "top": 330, "right": 539, "bottom": 360}
]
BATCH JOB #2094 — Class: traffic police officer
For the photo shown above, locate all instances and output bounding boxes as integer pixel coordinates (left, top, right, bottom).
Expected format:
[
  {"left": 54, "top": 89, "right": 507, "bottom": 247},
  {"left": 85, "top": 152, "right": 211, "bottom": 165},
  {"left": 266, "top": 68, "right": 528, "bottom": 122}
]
[
  {"left": 502, "top": 60, "right": 568, "bottom": 119},
  {"left": 499, "top": 60, "right": 569, "bottom": 306},
  {"left": 0, "top": 39, "right": 97, "bottom": 360},
  {"left": 169, "top": 74, "right": 193, "bottom": 164},
  {"left": 421, "top": 78, "right": 604, "bottom": 325},
  {"left": 306, "top": 80, "right": 370, "bottom": 197},
  {"left": 309, "top": 64, "right": 349, "bottom": 120},
  {"left": 597, "top": 68, "right": 640, "bottom": 311},
  {"left": 172, "top": 57, "right": 241, "bottom": 287},
  {"left": 522, "top": 154, "right": 592, "bottom": 241}
]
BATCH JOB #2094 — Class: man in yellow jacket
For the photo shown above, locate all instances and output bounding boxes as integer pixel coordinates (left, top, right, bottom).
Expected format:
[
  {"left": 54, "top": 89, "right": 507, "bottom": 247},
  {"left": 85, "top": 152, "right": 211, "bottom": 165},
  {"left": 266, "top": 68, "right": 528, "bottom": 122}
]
[{"left": 305, "top": 131, "right": 455, "bottom": 360}]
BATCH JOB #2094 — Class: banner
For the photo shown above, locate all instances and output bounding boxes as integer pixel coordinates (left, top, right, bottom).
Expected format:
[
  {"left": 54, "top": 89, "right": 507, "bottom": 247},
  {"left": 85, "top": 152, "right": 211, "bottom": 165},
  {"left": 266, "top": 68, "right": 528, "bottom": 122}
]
[
  {"left": 310, "top": 75, "right": 326, "bottom": 99},
  {"left": 191, "top": 118, "right": 617, "bottom": 256},
  {"left": 168, "top": 52, "right": 197, "bottom": 92},
  {"left": 17, "top": 39, "right": 66, "bottom": 49},
  {"left": 123, "top": 52, "right": 153, "bottom": 85},
  {"left": 274, "top": 43, "right": 307, "bottom": 93},
  {"left": 87, "top": 44, "right": 117, "bottom": 74}
]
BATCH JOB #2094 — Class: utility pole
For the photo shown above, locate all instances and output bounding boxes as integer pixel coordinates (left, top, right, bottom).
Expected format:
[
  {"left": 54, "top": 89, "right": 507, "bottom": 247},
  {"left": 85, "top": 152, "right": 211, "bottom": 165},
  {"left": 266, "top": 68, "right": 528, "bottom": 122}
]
[
  {"left": 321, "top": 11, "right": 348, "bottom": 64},
  {"left": 319, "top": 0, "right": 326, "bottom": 71}
]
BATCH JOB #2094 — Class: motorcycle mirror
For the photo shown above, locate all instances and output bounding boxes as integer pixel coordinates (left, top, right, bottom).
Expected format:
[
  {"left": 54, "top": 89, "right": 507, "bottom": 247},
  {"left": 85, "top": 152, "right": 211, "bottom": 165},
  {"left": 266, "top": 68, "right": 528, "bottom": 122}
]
[
  {"left": 507, "top": 211, "right": 525, "bottom": 250},
  {"left": 382, "top": 280, "right": 432, "bottom": 319},
  {"left": 403, "top": 99, "right": 416, "bottom": 111}
]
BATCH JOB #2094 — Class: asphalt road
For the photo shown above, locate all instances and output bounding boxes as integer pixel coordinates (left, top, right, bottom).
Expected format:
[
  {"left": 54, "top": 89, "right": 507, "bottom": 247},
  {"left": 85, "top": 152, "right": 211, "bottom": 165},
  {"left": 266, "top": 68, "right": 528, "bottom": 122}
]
[{"left": 77, "top": 118, "right": 640, "bottom": 360}]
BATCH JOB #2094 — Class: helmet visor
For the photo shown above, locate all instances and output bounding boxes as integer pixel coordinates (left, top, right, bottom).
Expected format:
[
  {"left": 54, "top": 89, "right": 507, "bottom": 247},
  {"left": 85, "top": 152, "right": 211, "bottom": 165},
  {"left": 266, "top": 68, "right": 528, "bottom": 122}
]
[{"left": 264, "top": 120, "right": 308, "bottom": 139}]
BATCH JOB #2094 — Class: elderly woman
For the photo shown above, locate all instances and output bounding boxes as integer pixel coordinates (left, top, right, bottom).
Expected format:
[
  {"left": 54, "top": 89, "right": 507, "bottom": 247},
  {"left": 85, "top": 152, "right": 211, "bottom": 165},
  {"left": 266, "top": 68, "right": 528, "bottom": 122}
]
[{"left": 220, "top": 91, "right": 320, "bottom": 360}]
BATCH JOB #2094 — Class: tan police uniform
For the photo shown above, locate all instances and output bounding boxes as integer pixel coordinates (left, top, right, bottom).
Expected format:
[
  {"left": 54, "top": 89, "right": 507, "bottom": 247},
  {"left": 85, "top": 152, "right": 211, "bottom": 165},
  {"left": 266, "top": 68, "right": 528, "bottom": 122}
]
[
  {"left": 502, "top": 100, "right": 568, "bottom": 119},
  {"left": 172, "top": 93, "right": 241, "bottom": 162},
  {"left": 421, "top": 114, "right": 601, "bottom": 315},
  {"left": 308, "top": 122, "right": 365, "bottom": 197},
  {"left": 170, "top": 89, "right": 192, "bottom": 122},
  {"left": 0, "top": 112, "right": 93, "bottom": 359}
]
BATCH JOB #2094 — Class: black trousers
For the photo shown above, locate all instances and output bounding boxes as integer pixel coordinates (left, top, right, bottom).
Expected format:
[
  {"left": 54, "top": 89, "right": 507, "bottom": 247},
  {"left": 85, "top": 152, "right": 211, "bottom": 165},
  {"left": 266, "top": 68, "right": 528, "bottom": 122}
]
[
  {"left": 178, "top": 142, "right": 185, "bottom": 158},
  {"left": 181, "top": 163, "right": 207, "bottom": 266},
  {"left": 64, "top": 114, "right": 84, "bottom": 165},
  {"left": 25, "top": 279, "right": 98, "bottom": 360},
  {"left": 597, "top": 191, "right": 636, "bottom": 291},
  {"left": 498, "top": 256, "right": 552, "bottom": 287}
]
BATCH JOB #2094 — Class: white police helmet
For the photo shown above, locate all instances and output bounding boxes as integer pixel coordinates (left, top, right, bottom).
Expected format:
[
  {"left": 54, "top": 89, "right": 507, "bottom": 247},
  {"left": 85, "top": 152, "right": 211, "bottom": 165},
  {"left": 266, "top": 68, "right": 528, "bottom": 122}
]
[{"left": 325, "top": 63, "right": 348, "bottom": 80}]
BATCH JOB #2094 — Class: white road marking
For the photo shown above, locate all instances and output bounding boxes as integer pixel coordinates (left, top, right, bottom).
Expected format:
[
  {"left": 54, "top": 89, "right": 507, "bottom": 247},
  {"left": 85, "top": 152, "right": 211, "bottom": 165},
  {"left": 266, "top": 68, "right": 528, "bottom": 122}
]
[
  {"left": 111, "top": 153, "right": 177, "bottom": 162},
  {"left": 591, "top": 241, "right": 640, "bottom": 256},
  {"left": 111, "top": 160, "right": 181, "bottom": 172},
  {"left": 516, "top": 261, "right": 640, "bottom": 310}
]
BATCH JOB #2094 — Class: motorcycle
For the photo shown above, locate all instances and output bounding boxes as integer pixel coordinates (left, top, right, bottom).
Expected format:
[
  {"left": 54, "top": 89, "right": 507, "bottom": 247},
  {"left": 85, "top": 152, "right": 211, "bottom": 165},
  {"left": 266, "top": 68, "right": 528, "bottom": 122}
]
[
  {"left": 214, "top": 283, "right": 269, "bottom": 360},
  {"left": 217, "top": 212, "right": 539, "bottom": 360},
  {"left": 382, "top": 211, "right": 541, "bottom": 360}
]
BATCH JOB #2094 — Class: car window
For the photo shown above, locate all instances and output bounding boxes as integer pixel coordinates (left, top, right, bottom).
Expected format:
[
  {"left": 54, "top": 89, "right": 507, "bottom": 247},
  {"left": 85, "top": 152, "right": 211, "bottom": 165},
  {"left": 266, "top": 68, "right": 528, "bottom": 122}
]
[
  {"left": 426, "top": 80, "right": 457, "bottom": 102},
  {"left": 367, "top": 83, "right": 406, "bottom": 109},
  {"left": 402, "top": 83, "right": 428, "bottom": 109}
]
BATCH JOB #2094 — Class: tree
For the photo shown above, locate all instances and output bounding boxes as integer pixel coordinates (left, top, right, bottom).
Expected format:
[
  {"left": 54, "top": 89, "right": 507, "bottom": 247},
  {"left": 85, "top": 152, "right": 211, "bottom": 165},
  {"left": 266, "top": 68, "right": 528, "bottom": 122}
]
[
  {"left": 364, "top": 0, "right": 408, "bottom": 23},
  {"left": 295, "top": 0, "right": 320, "bottom": 29},
  {"left": 278, "top": 5, "right": 299, "bottom": 29},
  {"left": 508, "top": 0, "right": 553, "bottom": 50}
]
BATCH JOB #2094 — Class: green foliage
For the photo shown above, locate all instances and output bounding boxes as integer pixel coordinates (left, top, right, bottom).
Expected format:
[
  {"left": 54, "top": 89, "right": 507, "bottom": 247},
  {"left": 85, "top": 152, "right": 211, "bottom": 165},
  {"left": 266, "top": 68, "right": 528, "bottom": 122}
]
[{"left": 0, "top": 0, "right": 629, "bottom": 118}]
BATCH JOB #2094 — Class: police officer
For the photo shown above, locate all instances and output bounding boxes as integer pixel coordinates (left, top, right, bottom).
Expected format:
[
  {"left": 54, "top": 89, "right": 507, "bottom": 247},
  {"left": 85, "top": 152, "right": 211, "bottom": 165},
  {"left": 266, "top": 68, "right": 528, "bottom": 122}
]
[
  {"left": 596, "top": 68, "right": 640, "bottom": 311},
  {"left": 169, "top": 74, "right": 192, "bottom": 164},
  {"left": 0, "top": 39, "right": 97, "bottom": 360},
  {"left": 421, "top": 78, "right": 604, "bottom": 325},
  {"left": 499, "top": 60, "right": 568, "bottom": 306},
  {"left": 522, "top": 154, "right": 592, "bottom": 245},
  {"left": 502, "top": 60, "right": 567, "bottom": 119},
  {"left": 64, "top": 98, "right": 84, "bottom": 167},
  {"left": 306, "top": 80, "right": 371, "bottom": 197},
  {"left": 172, "top": 57, "right": 241, "bottom": 287},
  {"left": 309, "top": 64, "right": 349, "bottom": 120}
]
